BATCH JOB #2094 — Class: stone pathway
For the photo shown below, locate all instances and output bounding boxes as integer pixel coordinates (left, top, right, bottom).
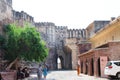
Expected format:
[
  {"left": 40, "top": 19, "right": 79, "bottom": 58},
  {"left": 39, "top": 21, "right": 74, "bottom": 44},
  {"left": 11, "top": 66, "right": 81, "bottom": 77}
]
[{"left": 27, "top": 70, "right": 109, "bottom": 80}]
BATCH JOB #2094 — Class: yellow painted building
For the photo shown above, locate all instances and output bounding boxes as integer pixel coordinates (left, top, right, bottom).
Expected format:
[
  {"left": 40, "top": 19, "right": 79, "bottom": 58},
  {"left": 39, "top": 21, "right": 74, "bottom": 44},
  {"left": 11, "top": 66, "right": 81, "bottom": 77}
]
[{"left": 89, "top": 17, "right": 120, "bottom": 48}]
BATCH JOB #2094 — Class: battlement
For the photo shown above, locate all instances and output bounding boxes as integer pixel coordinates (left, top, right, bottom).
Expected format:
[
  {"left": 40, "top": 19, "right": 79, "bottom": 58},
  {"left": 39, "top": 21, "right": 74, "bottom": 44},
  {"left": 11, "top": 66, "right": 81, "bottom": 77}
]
[
  {"left": 13, "top": 10, "right": 34, "bottom": 23},
  {"left": 12, "top": 10, "right": 34, "bottom": 26},
  {"left": 67, "top": 29, "right": 82, "bottom": 31},
  {"left": 35, "top": 22, "right": 55, "bottom": 27},
  {"left": 56, "top": 26, "right": 67, "bottom": 29},
  {"left": 67, "top": 29, "right": 87, "bottom": 39}
]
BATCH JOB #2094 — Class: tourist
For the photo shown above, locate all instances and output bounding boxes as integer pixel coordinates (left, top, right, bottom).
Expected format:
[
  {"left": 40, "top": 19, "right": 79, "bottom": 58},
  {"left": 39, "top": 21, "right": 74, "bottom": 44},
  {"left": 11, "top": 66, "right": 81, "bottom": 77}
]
[
  {"left": 37, "top": 64, "right": 42, "bottom": 80},
  {"left": 43, "top": 64, "right": 48, "bottom": 80},
  {"left": 77, "top": 64, "right": 80, "bottom": 76}
]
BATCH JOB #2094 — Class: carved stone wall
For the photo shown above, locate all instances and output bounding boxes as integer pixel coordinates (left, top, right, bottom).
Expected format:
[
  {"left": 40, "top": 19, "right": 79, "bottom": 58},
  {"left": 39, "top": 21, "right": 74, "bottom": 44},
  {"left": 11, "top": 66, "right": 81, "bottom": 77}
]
[
  {"left": 35, "top": 22, "right": 72, "bottom": 70},
  {"left": 55, "top": 26, "right": 68, "bottom": 69},
  {"left": 64, "top": 29, "right": 87, "bottom": 69},
  {"left": 55, "top": 26, "right": 67, "bottom": 53},
  {"left": 35, "top": 22, "right": 88, "bottom": 70},
  {"left": 35, "top": 22, "right": 57, "bottom": 70}
]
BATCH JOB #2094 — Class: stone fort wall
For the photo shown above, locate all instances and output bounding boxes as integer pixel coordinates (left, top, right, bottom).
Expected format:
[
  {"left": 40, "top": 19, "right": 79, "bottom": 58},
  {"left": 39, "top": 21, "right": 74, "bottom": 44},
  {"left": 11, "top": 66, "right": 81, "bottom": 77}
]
[
  {"left": 0, "top": 0, "right": 13, "bottom": 71},
  {"left": 0, "top": 0, "right": 112, "bottom": 70},
  {"left": 0, "top": 0, "right": 12, "bottom": 34},
  {"left": 0, "top": 0, "right": 12, "bottom": 21}
]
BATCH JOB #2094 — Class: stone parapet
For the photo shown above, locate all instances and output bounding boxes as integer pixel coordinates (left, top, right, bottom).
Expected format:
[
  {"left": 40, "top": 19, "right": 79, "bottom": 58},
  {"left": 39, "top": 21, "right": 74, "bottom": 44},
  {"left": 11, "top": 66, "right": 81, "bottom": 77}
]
[{"left": 12, "top": 10, "right": 34, "bottom": 26}]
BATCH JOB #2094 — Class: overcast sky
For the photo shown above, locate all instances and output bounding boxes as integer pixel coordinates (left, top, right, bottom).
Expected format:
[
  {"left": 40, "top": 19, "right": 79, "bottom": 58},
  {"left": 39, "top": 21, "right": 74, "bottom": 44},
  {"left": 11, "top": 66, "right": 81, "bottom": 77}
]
[{"left": 12, "top": 0, "right": 120, "bottom": 29}]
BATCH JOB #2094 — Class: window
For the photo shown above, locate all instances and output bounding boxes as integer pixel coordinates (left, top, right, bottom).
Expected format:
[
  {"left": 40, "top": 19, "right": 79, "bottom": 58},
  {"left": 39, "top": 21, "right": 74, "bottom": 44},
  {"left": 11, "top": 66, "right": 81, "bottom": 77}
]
[
  {"left": 106, "top": 62, "right": 112, "bottom": 66},
  {"left": 114, "top": 62, "right": 120, "bottom": 66}
]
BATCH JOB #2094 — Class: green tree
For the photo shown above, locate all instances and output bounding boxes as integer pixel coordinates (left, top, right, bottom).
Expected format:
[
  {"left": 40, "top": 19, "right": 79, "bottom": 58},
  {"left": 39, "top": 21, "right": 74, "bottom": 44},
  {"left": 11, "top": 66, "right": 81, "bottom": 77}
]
[{"left": 3, "top": 24, "right": 48, "bottom": 69}]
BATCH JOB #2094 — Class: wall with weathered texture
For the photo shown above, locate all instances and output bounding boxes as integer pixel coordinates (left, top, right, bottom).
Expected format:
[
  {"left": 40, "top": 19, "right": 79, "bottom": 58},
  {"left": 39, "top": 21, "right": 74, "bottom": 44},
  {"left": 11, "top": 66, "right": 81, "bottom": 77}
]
[
  {"left": 109, "top": 41, "right": 120, "bottom": 60},
  {"left": 35, "top": 22, "right": 57, "bottom": 70},
  {"left": 0, "top": 0, "right": 12, "bottom": 21},
  {"left": 77, "top": 42, "right": 91, "bottom": 54},
  {"left": 0, "top": 0, "right": 12, "bottom": 34},
  {"left": 65, "top": 38, "right": 78, "bottom": 69}
]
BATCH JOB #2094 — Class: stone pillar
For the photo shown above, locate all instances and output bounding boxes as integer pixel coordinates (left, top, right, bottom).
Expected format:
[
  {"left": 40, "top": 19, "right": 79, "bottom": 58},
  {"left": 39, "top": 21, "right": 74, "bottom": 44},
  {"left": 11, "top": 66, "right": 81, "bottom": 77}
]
[
  {"left": 71, "top": 49, "right": 77, "bottom": 69},
  {"left": 78, "top": 29, "right": 81, "bottom": 38},
  {"left": 88, "top": 59, "right": 91, "bottom": 75},
  {"left": 83, "top": 60, "right": 86, "bottom": 74},
  {"left": 69, "top": 30, "right": 71, "bottom": 38},
  {"left": 94, "top": 58, "right": 98, "bottom": 77}
]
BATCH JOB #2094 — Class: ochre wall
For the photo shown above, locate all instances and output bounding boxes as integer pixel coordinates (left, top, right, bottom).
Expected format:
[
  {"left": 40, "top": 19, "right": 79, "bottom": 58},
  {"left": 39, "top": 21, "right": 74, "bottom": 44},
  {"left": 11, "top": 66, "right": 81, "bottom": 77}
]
[{"left": 90, "top": 18, "right": 120, "bottom": 48}]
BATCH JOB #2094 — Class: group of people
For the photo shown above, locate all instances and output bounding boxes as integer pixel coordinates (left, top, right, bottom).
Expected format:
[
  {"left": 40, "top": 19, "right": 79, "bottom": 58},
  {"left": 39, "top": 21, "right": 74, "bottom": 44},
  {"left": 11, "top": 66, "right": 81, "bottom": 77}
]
[
  {"left": 16, "top": 64, "right": 48, "bottom": 80},
  {"left": 37, "top": 64, "right": 48, "bottom": 80}
]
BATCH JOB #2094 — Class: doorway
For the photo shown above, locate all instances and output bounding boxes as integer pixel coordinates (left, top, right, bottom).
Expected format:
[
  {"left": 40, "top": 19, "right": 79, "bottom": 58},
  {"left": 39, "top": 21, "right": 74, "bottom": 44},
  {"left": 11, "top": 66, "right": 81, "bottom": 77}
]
[
  {"left": 57, "top": 56, "right": 64, "bottom": 69},
  {"left": 81, "top": 61, "right": 83, "bottom": 73},
  {"left": 85, "top": 60, "right": 88, "bottom": 74},
  {"left": 98, "top": 58, "right": 101, "bottom": 76},
  {"left": 91, "top": 58, "right": 94, "bottom": 76},
  {"left": 57, "top": 57, "right": 61, "bottom": 69}
]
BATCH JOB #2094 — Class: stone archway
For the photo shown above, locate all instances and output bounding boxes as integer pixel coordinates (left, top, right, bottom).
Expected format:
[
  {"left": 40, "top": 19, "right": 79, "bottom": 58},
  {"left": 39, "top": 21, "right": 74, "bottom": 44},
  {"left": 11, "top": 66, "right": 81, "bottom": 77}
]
[
  {"left": 64, "top": 38, "right": 79, "bottom": 69},
  {"left": 56, "top": 44, "right": 73, "bottom": 70},
  {"left": 57, "top": 56, "right": 64, "bottom": 69},
  {"left": 57, "top": 57, "right": 61, "bottom": 69},
  {"left": 81, "top": 61, "right": 83, "bottom": 73},
  {"left": 63, "top": 46, "right": 72, "bottom": 69},
  {"left": 85, "top": 60, "right": 88, "bottom": 74}
]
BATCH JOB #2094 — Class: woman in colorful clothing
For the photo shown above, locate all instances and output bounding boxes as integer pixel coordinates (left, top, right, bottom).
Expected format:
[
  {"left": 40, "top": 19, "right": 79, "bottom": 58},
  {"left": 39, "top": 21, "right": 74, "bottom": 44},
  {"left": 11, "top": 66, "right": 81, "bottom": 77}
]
[
  {"left": 43, "top": 64, "right": 48, "bottom": 80},
  {"left": 77, "top": 64, "right": 80, "bottom": 76}
]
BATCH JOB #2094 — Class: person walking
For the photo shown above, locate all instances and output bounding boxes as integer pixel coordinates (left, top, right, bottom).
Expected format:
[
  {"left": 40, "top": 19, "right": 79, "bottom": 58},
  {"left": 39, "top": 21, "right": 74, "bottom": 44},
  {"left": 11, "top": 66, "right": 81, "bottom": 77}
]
[
  {"left": 37, "top": 64, "right": 42, "bottom": 80},
  {"left": 77, "top": 64, "right": 80, "bottom": 76},
  {"left": 43, "top": 64, "right": 48, "bottom": 80}
]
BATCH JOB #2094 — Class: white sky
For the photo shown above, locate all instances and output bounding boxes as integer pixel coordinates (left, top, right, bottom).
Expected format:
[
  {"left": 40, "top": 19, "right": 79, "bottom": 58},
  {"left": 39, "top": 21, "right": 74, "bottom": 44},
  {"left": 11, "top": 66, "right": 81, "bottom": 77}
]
[{"left": 12, "top": 0, "right": 120, "bottom": 29}]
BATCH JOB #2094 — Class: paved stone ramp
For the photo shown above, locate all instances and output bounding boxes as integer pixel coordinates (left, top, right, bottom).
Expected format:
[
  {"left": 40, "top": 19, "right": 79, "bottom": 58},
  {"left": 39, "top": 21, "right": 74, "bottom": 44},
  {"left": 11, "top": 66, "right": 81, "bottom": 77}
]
[{"left": 27, "top": 70, "right": 109, "bottom": 80}]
